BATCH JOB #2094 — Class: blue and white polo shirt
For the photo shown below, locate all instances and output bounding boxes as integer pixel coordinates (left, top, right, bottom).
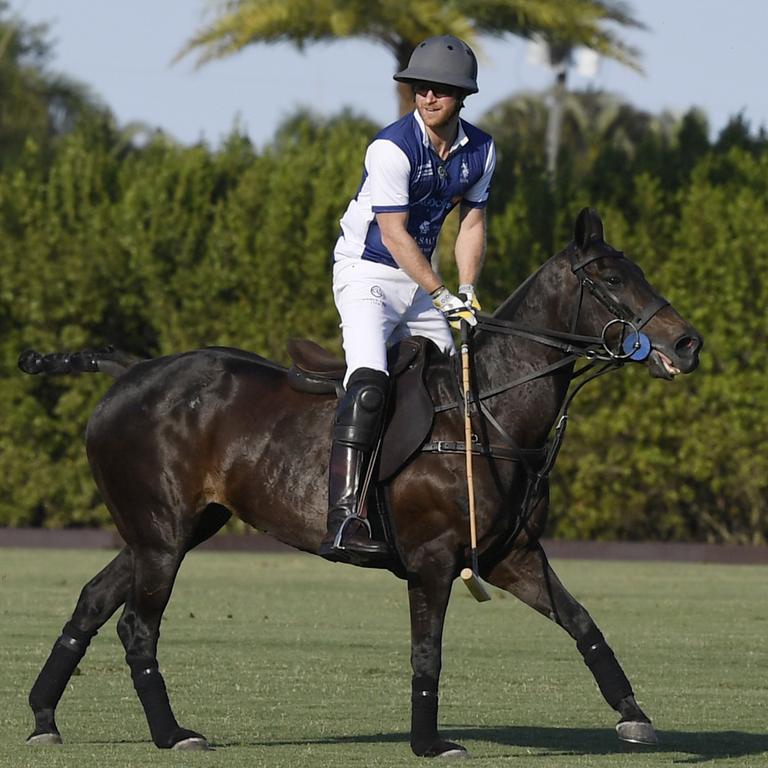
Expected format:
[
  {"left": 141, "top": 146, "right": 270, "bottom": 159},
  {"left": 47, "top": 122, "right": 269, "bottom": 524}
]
[{"left": 334, "top": 110, "right": 496, "bottom": 268}]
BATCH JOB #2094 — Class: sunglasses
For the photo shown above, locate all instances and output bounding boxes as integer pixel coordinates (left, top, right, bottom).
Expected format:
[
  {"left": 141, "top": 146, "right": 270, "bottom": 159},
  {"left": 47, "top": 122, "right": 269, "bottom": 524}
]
[{"left": 412, "top": 82, "right": 461, "bottom": 99}]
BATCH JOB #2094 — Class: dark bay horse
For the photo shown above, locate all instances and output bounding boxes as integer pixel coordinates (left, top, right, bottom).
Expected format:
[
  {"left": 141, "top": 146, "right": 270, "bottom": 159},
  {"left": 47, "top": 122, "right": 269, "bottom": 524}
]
[{"left": 20, "top": 209, "right": 702, "bottom": 757}]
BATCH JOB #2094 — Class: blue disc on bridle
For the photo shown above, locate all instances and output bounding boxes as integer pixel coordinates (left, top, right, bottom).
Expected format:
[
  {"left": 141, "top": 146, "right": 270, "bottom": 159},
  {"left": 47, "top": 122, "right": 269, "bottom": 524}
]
[{"left": 622, "top": 331, "right": 651, "bottom": 361}]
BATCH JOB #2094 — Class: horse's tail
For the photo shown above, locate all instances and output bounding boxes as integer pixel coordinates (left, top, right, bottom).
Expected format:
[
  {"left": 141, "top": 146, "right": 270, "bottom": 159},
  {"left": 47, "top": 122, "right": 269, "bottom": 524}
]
[{"left": 18, "top": 347, "right": 144, "bottom": 379}]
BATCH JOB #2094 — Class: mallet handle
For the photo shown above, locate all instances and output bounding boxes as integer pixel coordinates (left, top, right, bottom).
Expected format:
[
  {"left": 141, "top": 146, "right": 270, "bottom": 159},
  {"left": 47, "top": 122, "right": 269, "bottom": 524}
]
[
  {"left": 462, "top": 342, "right": 478, "bottom": 552},
  {"left": 460, "top": 327, "right": 491, "bottom": 603}
]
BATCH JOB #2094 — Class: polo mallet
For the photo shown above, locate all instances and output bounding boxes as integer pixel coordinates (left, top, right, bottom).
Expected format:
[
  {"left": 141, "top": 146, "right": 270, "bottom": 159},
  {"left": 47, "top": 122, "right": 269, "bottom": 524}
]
[{"left": 459, "top": 321, "right": 491, "bottom": 602}]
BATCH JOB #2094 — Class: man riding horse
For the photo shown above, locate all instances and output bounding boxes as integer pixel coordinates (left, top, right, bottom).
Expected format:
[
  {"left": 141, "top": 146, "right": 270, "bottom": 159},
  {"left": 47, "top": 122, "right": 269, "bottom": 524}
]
[
  {"left": 18, "top": 208, "right": 704, "bottom": 755},
  {"left": 321, "top": 35, "right": 497, "bottom": 561}
]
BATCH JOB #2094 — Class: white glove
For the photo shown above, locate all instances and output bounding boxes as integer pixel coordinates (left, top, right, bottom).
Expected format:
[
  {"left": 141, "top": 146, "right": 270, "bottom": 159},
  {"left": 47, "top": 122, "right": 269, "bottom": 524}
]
[{"left": 430, "top": 285, "right": 478, "bottom": 327}]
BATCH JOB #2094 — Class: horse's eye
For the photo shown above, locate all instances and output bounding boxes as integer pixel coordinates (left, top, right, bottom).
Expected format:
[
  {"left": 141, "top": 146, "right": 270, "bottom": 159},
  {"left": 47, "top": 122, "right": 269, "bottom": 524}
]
[{"left": 605, "top": 274, "right": 622, "bottom": 287}]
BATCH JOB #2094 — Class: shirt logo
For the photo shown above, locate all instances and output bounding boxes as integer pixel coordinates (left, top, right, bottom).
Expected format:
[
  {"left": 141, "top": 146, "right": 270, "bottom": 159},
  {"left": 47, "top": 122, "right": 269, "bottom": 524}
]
[
  {"left": 370, "top": 285, "right": 384, "bottom": 298},
  {"left": 460, "top": 159, "right": 470, "bottom": 183}
]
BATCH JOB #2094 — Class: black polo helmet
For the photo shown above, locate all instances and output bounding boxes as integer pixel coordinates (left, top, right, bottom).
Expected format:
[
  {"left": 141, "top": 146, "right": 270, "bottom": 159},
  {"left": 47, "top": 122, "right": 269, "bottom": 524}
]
[{"left": 393, "top": 35, "right": 479, "bottom": 94}]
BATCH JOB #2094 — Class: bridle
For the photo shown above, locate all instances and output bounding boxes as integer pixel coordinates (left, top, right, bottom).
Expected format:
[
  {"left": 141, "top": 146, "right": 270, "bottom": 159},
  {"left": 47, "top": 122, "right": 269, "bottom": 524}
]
[
  {"left": 422, "top": 241, "right": 673, "bottom": 557},
  {"left": 569, "top": 239, "right": 669, "bottom": 345},
  {"left": 432, "top": 241, "right": 670, "bottom": 415}
]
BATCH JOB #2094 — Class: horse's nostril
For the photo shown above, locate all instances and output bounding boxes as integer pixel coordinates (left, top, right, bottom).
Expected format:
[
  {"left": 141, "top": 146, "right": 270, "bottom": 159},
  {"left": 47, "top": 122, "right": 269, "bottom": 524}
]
[{"left": 675, "top": 335, "right": 701, "bottom": 356}]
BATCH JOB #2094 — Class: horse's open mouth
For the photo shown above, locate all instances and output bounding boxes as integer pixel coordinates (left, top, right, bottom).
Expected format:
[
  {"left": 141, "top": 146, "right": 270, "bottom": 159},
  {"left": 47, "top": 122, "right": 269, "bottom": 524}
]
[{"left": 648, "top": 349, "right": 681, "bottom": 379}]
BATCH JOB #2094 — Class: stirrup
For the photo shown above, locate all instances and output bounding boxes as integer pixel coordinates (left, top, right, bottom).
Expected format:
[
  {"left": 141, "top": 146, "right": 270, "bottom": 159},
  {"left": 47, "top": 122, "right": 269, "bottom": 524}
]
[{"left": 332, "top": 514, "right": 373, "bottom": 550}]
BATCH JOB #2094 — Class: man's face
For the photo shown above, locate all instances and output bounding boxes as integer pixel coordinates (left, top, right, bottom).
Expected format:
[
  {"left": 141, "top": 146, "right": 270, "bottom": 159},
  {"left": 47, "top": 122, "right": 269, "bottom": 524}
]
[{"left": 412, "top": 82, "right": 462, "bottom": 129}]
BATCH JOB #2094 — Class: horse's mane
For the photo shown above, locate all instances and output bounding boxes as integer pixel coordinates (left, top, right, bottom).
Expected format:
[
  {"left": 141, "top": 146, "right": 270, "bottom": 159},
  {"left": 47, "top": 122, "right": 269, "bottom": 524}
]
[{"left": 491, "top": 243, "right": 574, "bottom": 319}]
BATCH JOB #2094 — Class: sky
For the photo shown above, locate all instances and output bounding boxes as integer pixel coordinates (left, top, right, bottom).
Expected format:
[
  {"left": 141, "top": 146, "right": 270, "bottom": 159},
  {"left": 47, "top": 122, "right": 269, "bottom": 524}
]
[{"left": 7, "top": 0, "right": 768, "bottom": 149}]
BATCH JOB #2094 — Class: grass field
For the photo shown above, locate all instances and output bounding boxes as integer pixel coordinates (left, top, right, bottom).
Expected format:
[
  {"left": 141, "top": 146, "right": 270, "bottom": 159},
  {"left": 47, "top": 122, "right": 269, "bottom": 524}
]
[{"left": 0, "top": 548, "right": 766, "bottom": 767}]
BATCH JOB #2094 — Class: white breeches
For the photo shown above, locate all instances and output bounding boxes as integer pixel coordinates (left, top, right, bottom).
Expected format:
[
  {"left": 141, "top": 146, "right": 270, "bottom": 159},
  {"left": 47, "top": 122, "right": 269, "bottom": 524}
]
[{"left": 333, "top": 257, "right": 455, "bottom": 386}]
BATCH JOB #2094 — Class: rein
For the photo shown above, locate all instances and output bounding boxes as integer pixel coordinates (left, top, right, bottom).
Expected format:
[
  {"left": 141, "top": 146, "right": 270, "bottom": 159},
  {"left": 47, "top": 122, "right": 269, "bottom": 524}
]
[
  {"left": 431, "top": 242, "right": 670, "bottom": 422},
  {"left": 432, "top": 312, "right": 619, "bottom": 417}
]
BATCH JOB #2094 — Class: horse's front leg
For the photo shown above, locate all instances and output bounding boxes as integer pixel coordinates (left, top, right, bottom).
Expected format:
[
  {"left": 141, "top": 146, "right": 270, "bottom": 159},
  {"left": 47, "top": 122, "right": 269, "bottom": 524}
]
[
  {"left": 407, "top": 552, "right": 468, "bottom": 758},
  {"left": 486, "top": 543, "right": 658, "bottom": 745}
]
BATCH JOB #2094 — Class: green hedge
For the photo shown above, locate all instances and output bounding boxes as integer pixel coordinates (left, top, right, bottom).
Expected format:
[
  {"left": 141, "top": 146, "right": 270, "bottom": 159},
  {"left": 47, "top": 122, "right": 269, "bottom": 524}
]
[{"left": 0, "top": 111, "right": 765, "bottom": 542}]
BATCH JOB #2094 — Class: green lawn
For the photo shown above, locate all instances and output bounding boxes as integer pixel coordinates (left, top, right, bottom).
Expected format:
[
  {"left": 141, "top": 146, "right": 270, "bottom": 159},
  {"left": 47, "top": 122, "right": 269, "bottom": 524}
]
[{"left": 0, "top": 549, "right": 766, "bottom": 767}]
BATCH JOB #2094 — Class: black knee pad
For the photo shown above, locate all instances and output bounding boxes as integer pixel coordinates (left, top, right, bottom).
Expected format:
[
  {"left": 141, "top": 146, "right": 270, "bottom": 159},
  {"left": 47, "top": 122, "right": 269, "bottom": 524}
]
[{"left": 333, "top": 367, "right": 389, "bottom": 449}]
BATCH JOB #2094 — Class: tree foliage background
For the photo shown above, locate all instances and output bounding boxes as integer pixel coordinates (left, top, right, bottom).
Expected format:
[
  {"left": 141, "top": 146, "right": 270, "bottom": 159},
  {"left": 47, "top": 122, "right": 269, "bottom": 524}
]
[{"left": 0, "top": 6, "right": 766, "bottom": 542}]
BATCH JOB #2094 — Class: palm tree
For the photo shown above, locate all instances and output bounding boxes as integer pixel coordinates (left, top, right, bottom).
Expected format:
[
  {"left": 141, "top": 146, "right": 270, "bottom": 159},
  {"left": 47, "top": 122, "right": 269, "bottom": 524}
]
[
  {"left": 481, "top": 87, "right": 691, "bottom": 208},
  {"left": 177, "top": 0, "right": 644, "bottom": 117},
  {"left": 483, "top": 88, "right": 680, "bottom": 162},
  {"left": 0, "top": 1, "right": 109, "bottom": 168}
]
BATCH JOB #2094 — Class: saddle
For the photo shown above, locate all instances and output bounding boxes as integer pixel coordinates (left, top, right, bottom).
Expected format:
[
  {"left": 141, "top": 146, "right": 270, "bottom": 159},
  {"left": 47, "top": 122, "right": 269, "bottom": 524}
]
[{"left": 287, "top": 337, "right": 436, "bottom": 481}]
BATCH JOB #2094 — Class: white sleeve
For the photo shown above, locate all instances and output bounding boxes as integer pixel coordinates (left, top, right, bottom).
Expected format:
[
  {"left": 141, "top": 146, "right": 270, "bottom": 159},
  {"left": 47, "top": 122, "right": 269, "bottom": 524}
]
[
  {"left": 463, "top": 139, "right": 496, "bottom": 207},
  {"left": 366, "top": 139, "right": 411, "bottom": 212}
]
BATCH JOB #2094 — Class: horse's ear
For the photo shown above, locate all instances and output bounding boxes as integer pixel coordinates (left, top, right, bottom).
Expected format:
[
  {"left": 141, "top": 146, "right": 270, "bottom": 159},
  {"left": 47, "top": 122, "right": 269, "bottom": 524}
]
[{"left": 574, "top": 207, "right": 604, "bottom": 250}]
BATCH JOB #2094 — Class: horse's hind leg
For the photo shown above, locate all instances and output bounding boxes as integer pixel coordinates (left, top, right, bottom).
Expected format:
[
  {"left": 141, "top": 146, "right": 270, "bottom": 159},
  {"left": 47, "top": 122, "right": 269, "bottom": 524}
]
[
  {"left": 27, "top": 504, "right": 228, "bottom": 747},
  {"left": 27, "top": 546, "right": 133, "bottom": 745},
  {"left": 486, "top": 544, "right": 658, "bottom": 745},
  {"left": 116, "top": 541, "right": 207, "bottom": 750}
]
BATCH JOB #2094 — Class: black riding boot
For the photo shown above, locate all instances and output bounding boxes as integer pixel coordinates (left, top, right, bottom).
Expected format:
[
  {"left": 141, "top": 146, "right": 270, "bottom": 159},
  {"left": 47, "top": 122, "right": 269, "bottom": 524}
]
[{"left": 319, "top": 367, "right": 390, "bottom": 563}]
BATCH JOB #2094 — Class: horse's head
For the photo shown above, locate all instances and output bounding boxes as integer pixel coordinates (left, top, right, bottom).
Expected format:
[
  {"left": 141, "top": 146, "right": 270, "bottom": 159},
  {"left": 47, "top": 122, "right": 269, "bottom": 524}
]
[{"left": 570, "top": 208, "right": 702, "bottom": 378}]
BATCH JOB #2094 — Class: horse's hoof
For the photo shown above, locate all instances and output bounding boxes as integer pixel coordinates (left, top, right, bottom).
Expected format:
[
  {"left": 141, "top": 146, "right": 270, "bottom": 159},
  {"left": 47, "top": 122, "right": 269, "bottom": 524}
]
[
  {"left": 616, "top": 720, "right": 658, "bottom": 745},
  {"left": 172, "top": 736, "right": 212, "bottom": 751},
  {"left": 26, "top": 732, "right": 63, "bottom": 746},
  {"left": 418, "top": 740, "right": 470, "bottom": 759},
  {"left": 437, "top": 745, "right": 470, "bottom": 759}
]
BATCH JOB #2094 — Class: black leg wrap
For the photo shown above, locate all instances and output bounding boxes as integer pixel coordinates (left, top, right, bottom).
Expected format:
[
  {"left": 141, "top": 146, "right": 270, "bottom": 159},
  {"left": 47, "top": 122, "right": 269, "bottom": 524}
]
[
  {"left": 29, "top": 622, "right": 95, "bottom": 713},
  {"left": 577, "top": 628, "right": 633, "bottom": 709},
  {"left": 410, "top": 677, "right": 439, "bottom": 756},
  {"left": 129, "top": 657, "right": 182, "bottom": 748}
]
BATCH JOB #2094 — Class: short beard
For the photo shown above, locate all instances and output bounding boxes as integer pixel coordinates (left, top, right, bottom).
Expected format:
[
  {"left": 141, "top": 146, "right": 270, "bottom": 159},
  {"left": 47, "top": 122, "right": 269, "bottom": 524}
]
[
  {"left": 446, "top": 99, "right": 464, "bottom": 121},
  {"left": 416, "top": 99, "right": 464, "bottom": 128}
]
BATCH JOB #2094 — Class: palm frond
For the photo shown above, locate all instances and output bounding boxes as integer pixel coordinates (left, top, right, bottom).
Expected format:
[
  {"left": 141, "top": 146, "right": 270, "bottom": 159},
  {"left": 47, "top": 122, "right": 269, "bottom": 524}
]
[{"left": 177, "top": 0, "right": 643, "bottom": 72}]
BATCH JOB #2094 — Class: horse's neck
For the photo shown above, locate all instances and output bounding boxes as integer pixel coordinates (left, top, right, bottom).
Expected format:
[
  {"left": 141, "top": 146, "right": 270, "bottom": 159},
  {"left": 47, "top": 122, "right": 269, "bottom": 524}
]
[
  {"left": 473, "top": 253, "right": 575, "bottom": 446},
  {"left": 494, "top": 249, "right": 573, "bottom": 330}
]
